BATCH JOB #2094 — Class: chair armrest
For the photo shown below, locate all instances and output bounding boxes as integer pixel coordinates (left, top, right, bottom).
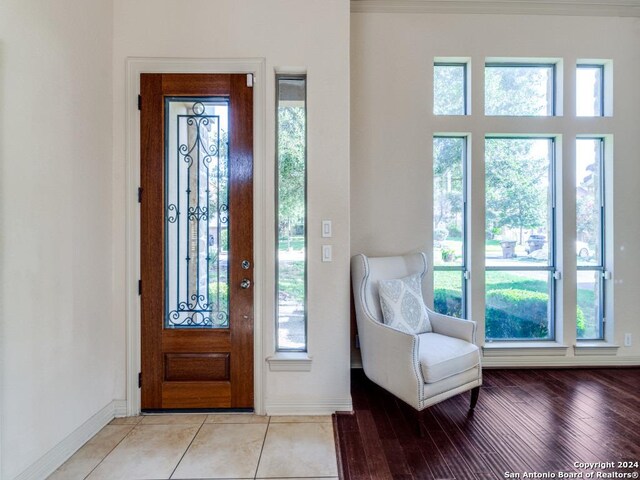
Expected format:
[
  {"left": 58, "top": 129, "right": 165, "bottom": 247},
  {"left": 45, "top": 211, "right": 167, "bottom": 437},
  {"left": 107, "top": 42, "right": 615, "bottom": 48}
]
[
  {"left": 427, "top": 308, "right": 477, "bottom": 344},
  {"left": 357, "top": 315, "right": 424, "bottom": 409}
]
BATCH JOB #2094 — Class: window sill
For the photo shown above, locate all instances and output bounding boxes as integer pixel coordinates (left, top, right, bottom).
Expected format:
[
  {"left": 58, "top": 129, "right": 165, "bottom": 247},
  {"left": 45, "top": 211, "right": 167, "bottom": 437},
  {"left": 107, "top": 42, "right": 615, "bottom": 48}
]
[
  {"left": 483, "top": 342, "right": 569, "bottom": 357},
  {"left": 266, "top": 352, "right": 313, "bottom": 372},
  {"left": 574, "top": 342, "right": 620, "bottom": 356}
]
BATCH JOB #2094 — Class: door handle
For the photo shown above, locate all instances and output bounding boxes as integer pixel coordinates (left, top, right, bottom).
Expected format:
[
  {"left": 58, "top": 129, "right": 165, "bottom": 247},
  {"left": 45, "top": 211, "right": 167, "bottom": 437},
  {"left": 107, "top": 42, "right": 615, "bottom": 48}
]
[{"left": 240, "top": 278, "right": 251, "bottom": 289}]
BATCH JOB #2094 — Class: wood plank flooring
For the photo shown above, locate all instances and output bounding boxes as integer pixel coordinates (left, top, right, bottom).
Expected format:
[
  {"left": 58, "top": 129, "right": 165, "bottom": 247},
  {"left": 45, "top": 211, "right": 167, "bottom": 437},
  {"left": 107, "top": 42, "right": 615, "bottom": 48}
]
[{"left": 334, "top": 368, "right": 640, "bottom": 480}]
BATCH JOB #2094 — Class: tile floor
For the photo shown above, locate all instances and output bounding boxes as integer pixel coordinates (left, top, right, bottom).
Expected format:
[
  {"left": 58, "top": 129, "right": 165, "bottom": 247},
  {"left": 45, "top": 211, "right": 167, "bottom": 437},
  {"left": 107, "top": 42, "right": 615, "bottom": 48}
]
[{"left": 47, "top": 414, "right": 339, "bottom": 480}]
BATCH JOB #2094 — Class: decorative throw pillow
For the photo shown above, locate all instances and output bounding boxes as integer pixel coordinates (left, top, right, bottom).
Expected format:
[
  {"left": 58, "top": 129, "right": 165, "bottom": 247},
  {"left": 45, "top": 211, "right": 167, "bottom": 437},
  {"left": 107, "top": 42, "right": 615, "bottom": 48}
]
[{"left": 378, "top": 273, "right": 432, "bottom": 334}]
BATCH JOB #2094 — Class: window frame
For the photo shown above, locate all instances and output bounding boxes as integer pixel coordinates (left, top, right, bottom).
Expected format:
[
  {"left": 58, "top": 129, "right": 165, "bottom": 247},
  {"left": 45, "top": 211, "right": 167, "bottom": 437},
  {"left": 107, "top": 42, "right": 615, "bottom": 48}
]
[
  {"left": 576, "top": 137, "right": 606, "bottom": 340},
  {"left": 433, "top": 62, "right": 468, "bottom": 116},
  {"left": 484, "top": 62, "right": 557, "bottom": 116},
  {"left": 432, "top": 135, "right": 469, "bottom": 318},
  {"left": 275, "top": 73, "right": 308, "bottom": 352},
  {"left": 484, "top": 136, "right": 558, "bottom": 342},
  {"left": 576, "top": 64, "right": 605, "bottom": 117}
]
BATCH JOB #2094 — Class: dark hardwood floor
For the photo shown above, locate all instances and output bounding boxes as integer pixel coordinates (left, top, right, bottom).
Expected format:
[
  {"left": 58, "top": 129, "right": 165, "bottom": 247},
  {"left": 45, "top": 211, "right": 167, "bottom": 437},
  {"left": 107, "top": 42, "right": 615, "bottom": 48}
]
[{"left": 334, "top": 368, "right": 640, "bottom": 480}]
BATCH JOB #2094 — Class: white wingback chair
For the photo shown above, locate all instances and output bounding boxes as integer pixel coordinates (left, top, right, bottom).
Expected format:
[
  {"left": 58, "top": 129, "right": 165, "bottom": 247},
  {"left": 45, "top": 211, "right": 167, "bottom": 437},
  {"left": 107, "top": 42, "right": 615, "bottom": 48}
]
[{"left": 351, "top": 252, "right": 481, "bottom": 432}]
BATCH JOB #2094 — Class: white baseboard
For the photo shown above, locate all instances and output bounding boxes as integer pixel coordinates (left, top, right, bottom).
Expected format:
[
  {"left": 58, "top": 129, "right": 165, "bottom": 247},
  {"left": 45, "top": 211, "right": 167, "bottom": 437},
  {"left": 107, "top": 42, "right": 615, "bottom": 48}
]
[
  {"left": 265, "top": 397, "right": 353, "bottom": 415},
  {"left": 14, "top": 399, "right": 125, "bottom": 480},
  {"left": 113, "top": 399, "right": 128, "bottom": 418}
]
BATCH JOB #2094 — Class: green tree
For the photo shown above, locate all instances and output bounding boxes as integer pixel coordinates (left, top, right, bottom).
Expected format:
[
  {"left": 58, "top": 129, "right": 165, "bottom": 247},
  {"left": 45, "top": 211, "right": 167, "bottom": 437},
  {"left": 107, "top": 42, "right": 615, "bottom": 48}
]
[
  {"left": 277, "top": 106, "right": 306, "bottom": 246},
  {"left": 485, "top": 139, "right": 547, "bottom": 244}
]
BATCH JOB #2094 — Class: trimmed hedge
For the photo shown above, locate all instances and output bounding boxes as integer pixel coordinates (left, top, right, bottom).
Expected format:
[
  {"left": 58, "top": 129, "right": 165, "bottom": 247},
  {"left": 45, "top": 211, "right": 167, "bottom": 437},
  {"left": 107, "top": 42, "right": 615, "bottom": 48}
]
[{"left": 434, "top": 288, "right": 586, "bottom": 338}]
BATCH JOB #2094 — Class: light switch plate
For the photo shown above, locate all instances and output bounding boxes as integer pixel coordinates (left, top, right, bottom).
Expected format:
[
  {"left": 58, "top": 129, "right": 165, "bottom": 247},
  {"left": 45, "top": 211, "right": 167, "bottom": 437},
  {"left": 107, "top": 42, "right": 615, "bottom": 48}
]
[
  {"left": 322, "top": 220, "right": 332, "bottom": 238},
  {"left": 322, "top": 245, "right": 332, "bottom": 262}
]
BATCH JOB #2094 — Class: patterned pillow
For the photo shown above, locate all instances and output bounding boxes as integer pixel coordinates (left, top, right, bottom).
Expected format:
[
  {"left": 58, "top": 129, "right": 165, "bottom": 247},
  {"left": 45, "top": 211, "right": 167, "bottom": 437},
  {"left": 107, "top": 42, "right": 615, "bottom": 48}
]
[{"left": 378, "top": 273, "right": 432, "bottom": 334}]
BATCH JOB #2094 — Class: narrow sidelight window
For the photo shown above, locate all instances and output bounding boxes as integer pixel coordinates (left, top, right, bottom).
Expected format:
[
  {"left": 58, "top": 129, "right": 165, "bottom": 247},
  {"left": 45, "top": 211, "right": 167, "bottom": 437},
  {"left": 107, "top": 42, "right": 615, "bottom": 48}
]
[
  {"left": 433, "top": 136, "right": 468, "bottom": 317},
  {"left": 276, "top": 75, "right": 307, "bottom": 351},
  {"left": 576, "top": 138, "right": 605, "bottom": 339}
]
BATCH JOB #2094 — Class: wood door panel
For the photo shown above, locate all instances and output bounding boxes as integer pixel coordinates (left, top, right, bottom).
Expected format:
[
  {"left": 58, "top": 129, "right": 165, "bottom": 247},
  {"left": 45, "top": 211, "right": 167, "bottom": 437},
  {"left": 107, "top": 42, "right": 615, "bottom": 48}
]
[
  {"left": 164, "top": 353, "right": 230, "bottom": 382},
  {"left": 140, "top": 73, "right": 253, "bottom": 410},
  {"left": 162, "top": 330, "right": 231, "bottom": 352},
  {"left": 161, "top": 382, "right": 231, "bottom": 409},
  {"left": 161, "top": 74, "right": 231, "bottom": 96}
]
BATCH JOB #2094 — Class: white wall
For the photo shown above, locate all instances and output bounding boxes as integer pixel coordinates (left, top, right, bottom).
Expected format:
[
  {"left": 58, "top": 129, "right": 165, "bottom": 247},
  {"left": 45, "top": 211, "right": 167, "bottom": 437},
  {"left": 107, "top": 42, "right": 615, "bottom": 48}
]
[
  {"left": 351, "top": 12, "right": 640, "bottom": 364},
  {"left": 0, "top": 0, "right": 116, "bottom": 478},
  {"left": 112, "top": 0, "right": 352, "bottom": 412}
]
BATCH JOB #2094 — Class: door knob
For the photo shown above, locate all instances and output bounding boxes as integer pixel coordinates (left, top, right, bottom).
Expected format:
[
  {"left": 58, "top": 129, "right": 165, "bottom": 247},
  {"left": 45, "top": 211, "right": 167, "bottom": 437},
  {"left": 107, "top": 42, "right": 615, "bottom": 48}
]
[{"left": 240, "top": 278, "right": 251, "bottom": 289}]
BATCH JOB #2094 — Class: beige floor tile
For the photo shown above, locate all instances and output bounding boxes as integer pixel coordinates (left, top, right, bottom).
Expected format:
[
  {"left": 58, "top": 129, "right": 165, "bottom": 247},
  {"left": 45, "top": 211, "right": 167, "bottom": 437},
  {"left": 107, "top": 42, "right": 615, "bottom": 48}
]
[
  {"left": 256, "top": 423, "right": 338, "bottom": 478},
  {"left": 258, "top": 478, "right": 338, "bottom": 480},
  {"left": 109, "top": 416, "right": 142, "bottom": 425},
  {"left": 86, "top": 424, "right": 199, "bottom": 480},
  {"left": 47, "top": 425, "right": 134, "bottom": 480},
  {"left": 171, "top": 423, "right": 267, "bottom": 479},
  {"left": 205, "top": 413, "right": 269, "bottom": 424},
  {"left": 140, "top": 414, "right": 207, "bottom": 425},
  {"left": 269, "top": 415, "right": 332, "bottom": 423}
]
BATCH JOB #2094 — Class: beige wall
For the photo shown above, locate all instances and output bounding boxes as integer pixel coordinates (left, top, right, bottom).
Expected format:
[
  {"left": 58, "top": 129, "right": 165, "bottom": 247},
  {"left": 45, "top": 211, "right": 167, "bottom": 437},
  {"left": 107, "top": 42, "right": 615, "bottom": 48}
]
[
  {"left": 0, "top": 0, "right": 115, "bottom": 478},
  {"left": 351, "top": 12, "right": 640, "bottom": 364},
  {"left": 112, "top": 0, "right": 352, "bottom": 412}
]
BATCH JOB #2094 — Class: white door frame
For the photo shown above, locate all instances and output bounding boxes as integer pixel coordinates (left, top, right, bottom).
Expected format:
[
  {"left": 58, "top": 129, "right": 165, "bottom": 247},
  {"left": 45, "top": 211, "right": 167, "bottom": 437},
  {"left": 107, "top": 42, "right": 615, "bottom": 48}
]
[{"left": 124, "top": 57, "right": 267, "bottom": 415}]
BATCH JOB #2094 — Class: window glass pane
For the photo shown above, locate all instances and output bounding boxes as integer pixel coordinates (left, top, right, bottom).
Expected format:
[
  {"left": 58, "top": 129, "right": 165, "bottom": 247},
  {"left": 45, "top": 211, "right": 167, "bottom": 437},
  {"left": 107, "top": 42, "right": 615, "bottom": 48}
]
[
  {"left": 434, "top": 64, "right": 466, "bottom": 115},
  {"left": 485, "top": 138, "right": 553, "bottom": 267},
  {"left": 485, "top": 270, "right": 552, "bottom": 340},
  {"left": 165, "top": 98, "right": 229, "bottom": 328},
  {"left": 276, "top": 76, "right": 307, "bottom": 351},
  {"left": 485, "top": 64, "right": 554, "bottom": 116},
  {"left": 577, "top": 66, "right": 603, "bottom": 116},
  {"left": 434, "top": 270, "right": 464, "bottom": 318},
  {"left": 576, "top": 139, "right": 603, "bottom": 267},
  {"left": 433, "top": 137, "right": 464, "bottom": 267},
  {"left": 577, "top": 270, "right": 603, "bottom": 340}
]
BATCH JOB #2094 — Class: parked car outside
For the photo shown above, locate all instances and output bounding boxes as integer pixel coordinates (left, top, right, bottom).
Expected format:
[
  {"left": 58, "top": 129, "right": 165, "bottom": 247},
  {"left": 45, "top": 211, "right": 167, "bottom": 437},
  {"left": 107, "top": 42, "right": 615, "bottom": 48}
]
[{"left": 525, "top": 234, "right": 546, "bottom": 254}]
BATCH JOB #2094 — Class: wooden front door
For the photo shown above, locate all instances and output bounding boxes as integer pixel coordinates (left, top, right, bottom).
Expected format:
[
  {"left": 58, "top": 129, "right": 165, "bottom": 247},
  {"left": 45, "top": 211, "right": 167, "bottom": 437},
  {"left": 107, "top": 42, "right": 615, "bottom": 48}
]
[{"left": 140, "top": 74, "right": 253, "bottom": 409}]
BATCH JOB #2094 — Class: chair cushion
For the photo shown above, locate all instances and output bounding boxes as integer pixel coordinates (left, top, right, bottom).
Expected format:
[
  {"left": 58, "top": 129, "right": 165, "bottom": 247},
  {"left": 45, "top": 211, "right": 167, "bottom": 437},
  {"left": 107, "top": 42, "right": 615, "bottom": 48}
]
[
  {"left": 378, "top": 273, "right": 432, "bottom": 334},
  {"left": 417, "top": 333, "right": 480, "bottom": 384}
]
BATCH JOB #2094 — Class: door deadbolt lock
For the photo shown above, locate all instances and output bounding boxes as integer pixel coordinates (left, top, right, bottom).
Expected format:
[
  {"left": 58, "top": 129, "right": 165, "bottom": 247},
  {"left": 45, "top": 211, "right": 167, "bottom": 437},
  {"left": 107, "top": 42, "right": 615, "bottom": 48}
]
[
  {"left": 241, "top": 260, "right": 251, "bottom": 270},
  {"left": 240, "top": 278, "right": 251, "bottom": 289}
]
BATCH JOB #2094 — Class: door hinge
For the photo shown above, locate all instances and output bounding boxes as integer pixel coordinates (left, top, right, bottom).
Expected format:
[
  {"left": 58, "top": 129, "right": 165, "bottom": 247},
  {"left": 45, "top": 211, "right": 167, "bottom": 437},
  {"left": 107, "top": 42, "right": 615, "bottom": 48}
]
[
  {"left": 137, "top": 95, "right": 142, "bottom": 110},
  {"left": 246, "top": 73, "right": 253, "bottom": 88},
  {"left": 138, "top": 279, "right": 142, "bottom": 295},
  {"left": 138, "top": 187, "right": 143, "bottom": 203},
  {"left": 138, "top": 372, "right": 142, "bottom": 388}
]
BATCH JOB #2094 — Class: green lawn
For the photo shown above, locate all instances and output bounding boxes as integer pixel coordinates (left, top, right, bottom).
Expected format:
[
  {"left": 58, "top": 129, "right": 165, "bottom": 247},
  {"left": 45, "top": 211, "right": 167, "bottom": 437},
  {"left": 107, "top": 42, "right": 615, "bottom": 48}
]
[
  {"left": 278, "top": 260, "right": 305, "bottom": 302},
  {"left": 278, "top": 236, "right": 304, "bottom": 251}
]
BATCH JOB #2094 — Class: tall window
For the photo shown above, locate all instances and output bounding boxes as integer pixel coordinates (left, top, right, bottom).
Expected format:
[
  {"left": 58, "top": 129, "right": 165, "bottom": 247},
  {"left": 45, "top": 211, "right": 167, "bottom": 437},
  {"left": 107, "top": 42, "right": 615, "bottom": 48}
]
[
  {"left": 434, "top": 63, "right": 467, "bottom": 115},
  {"left": 485, "top": 138, "right": 556, "bottom": 340},
  {"left": 276, "top": 75, "right": 307, "bottom": 351},
  {"left": 433, "top": 136, "right": 467, "bottom": 317},
  {"left": 485, "top": 63, "right": 556, "bottom": 116},
  {"left": 576, "top": 138, "right": 605, "bottom": 339}
]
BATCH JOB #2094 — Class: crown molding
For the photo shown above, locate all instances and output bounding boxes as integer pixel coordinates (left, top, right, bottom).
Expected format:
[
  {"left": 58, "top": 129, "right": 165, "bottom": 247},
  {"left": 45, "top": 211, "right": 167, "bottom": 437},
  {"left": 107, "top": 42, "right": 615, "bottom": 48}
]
[{"left": 351, "top": 0, "right": 640, "bottom": 17}]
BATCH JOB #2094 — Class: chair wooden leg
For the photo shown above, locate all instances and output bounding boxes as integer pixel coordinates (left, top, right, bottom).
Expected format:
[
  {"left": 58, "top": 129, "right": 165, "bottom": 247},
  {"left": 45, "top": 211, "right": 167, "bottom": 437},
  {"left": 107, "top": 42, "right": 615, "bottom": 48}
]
[{"left": 470, "top": 386, "right": 480, "bottom": 410}]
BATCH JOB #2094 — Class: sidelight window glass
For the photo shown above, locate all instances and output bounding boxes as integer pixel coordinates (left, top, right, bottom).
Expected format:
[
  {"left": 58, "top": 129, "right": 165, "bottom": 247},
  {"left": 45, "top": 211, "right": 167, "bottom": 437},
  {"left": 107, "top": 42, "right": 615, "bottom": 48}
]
[{"left": 276, "top": 75, "right": 307, "bottom": 351}]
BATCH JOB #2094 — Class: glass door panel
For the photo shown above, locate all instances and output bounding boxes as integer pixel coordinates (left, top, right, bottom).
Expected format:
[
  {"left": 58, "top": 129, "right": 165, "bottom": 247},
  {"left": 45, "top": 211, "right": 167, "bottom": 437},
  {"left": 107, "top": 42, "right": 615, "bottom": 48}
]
[{"left": 165, "top": 98, "right": 229, "bottom": 328}]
